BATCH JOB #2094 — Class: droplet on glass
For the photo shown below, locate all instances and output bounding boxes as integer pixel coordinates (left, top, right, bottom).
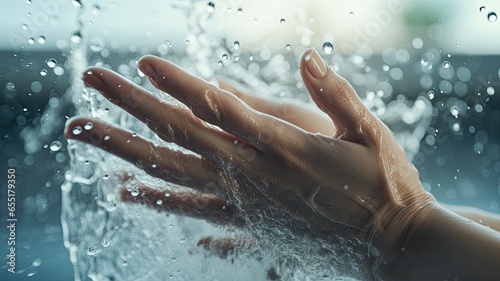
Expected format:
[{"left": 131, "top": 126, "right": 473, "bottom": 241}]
[
  {"left": 222, "top": 53, "right": 228, "bottom": 62},
  {"left": 480, "top": 6, "right": 486, "bottom": 12},
  {"left": 285, "top": 44, "right": 291, "bottom": 50},
  {"left": 49, "top": 141, "right": 62, "bottom": 152},
  {"left": 37, "top": 36, "right": 46, "bottom": 45},
  {"left": 488, "top": 12, "right": 498, "bottom": 22},
  {"left": 206, "top": 2, "right": 215, "bottom": 13},
  {"left": 233, "top": 40, "right": 240, "bottom": 50},
  {"left": 86, "top": 246, "right": 102, "bottom": 256},
  {"left": 84, "top": 122, "right": 93, "bottom": 130},
  {"left": 185, "top": 40, "right": 190, "bottom": 45},
  {"left": 46, "top": 58, "right": 57, "bottom": 68},
  {"left": 22, "top": 24, "right": 28, "bottom": 30},
  {"left": 322, "top": 42, "right": 334, "bottom": 54},
  {"left": 156, "top": 199, "right": 163, "bottom": 205},
  {"left": 280, "top": 18, "right": 286, "bottom": 24},
  {"left": 487, "top": 86, "right": 495, "bottom": 95},
  {"left": 72, "top": 126, "right": 83, "bottom": 135},
  {"left": 349, "top": 12, "right": 355, "bottom": 17},
  {"left": 72, "top": 0, "right": 82, "bottom": 8},
  {"left": 442, "top": 61, "right": 450, "bottom": 68},
  {"left": 40, "top": 69, "right": 48, "bottom": 76},
  {"left": 28, "top": 38, "right": 35, "bottom": 45},
  {"left": 101, "top": 238, "right": 112, "bottom": 247},
  {"left": 71, "top": 31, "right": 82, "bottom": 44},
  {"left": 428, "top": 90, "right": 435, "bottom": 100},
  {"left": 89, "top": 36, "right": 105, "bottom": 52}
]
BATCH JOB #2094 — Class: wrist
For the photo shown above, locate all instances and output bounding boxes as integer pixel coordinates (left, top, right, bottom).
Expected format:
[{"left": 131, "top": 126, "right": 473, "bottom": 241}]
[{"left": 369, "top": 190, "right": 439, "bottom": 279}]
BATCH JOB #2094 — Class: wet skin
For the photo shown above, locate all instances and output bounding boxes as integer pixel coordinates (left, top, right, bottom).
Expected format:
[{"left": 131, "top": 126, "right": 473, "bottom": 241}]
[{"left": 66, "top": 48, "right": 500, "bottom": 280}]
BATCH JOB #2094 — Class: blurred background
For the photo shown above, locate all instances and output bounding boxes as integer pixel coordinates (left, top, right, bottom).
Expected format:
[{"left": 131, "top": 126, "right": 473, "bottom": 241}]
[{"left": 1, "top": 0, "right": 500, "bottom": 280}]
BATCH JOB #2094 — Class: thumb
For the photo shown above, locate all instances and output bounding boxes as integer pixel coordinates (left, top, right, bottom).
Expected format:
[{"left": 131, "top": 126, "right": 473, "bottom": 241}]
[{"left": 299, "top": 48, "right": 376, "bottom": 144}]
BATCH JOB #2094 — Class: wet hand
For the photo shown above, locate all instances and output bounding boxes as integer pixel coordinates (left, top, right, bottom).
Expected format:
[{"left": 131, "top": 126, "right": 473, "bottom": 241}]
[{"left": 65, "top": 48, "right": 435, "bottom": 274}]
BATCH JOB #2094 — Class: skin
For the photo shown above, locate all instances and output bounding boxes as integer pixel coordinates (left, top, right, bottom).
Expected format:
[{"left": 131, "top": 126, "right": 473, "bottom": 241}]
[{"left": 65, "top": 48, "right": 500, "bottom": 280}]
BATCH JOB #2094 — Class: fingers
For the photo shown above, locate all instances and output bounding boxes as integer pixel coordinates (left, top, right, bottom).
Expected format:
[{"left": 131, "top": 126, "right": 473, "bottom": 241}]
[
  {"left": 299, "top": 48, "right": 382, "bottom": 144},
  {"left": 120, "top": 184, "right": 245, "bottom": 227},
  {"left": 196, "top": 236, "right": 253, "bottom": 259},
  {"left": 217, "top": 77, "right": 334, "bottom": 135},
  {"left": 64, "top": 116, "right": 216, "bottom": 190},
  {"left": 137, "top": 55, "right": 297, "bottom": 151},
  {"left": 80, "top": 67, "right": 246, "bottom": 163}
]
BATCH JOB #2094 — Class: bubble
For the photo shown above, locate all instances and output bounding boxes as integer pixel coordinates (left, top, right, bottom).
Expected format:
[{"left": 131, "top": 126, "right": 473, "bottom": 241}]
[
  {"left": 442, "top": 61, "right": 450, "bottom": 68},
  {"left": 480, "top": 6, "right": 486, "bottom": 12},
  {"left": 233, "top": 40, "right": 240, "bottom": 50},
  {"left": 280, "top": 18, "right": 286, "bottom": 24},
  {"left": 49, "top": 141, "right": 62, "bottom": 152},
  {"left": 46, "top": 58, "right": 57, "bottom": 68},
  {"left": 488, "top": 12, "right": 498, "bottom": 22},
  {"left": 72, "top": 126, "right": 83, "bottom": 135},
  {"left": 37, "top": 36, "right": 46, "bottom": 45},
  {"left": 206, "top": 2, "right": 215, "bottom": 13},
  {"left": 322, "top": 42, "right": 334, "bottom": 54},
  {"left": 475, "top": 104, "right": 484, "bottom": 113},
  {"left": 487, "top": 86, "right": 495, "bottom": 95},
  {"left": 40, "top": 69, "right": 48, "bottom": 76},
  {"left": 71, "top": 31, "right": 82, "bottom": 44},
  {"left": 84, "top": 122, "right": 93, "bottom": 130}
]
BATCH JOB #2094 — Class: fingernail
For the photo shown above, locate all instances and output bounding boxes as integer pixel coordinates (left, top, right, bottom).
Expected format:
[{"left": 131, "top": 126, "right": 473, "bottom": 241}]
[
  {"left": 82, "top": 69, "right": 105, "bottom": 91},
  {"left": 305, "top": 49, "right": 328, "bottom": 79},
  {"left": 138, "top": 61, "right": 158, "bottom": 81}
]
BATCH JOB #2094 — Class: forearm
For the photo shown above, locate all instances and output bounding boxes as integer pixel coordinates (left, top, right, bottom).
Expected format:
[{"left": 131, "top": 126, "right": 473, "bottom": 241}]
[
  {"left": 442, "top": 203, "right": 500, "bottom": 232},
  {"left": 389, "top": 203, "right": 500, "bottom": 280}
]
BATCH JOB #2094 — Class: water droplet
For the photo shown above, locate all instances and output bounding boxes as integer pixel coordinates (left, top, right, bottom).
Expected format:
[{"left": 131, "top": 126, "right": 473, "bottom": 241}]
[
  {"left": 480, "top": 6, "right": 486, "bottom": 12},
  {"left": 165, "top": 192, "right": 171, "bottom": 197},
  {"left": 32, "top": 258, "right": 42, "bottom": 267},
  {"left": 285, "top": 44, "right": 291, "bottom": 50},
  {"left": 22, "top": 24, "right": 28, "bottom": 30},
  {"left": 206, "top": 2, "right": 215, "bottom": 13},
  {"left": 101, "top": 238, "right": 112, "bottom": 247},
  {"left": 72, "top": 0, "right": 82, "bottom": 8},
  {"left": 50, "top": 141, "right": 62, "bottom": 152},
  {"left": 343, "top": 184, "right": 349, "bottom": 190},
  {"left": 233, "top": 40, "right": 240, "bottom": 50},
  {"left": 86, "top": 246, "right": 102, "bottom": 256},
  {"left": 280, "top": 18, "right": 286, "bottom": 24},
  {"left": 130, "top": 189, "right": 139, "bottom": 197},
  {"left": 46, "top": 58, "right": 57, "bottom": 68},
  {"left": 420, "top": 58, "right": 428, "bottom": 66},
  {"left": 26, "top": 0, "right": 31, "bottom": 4},
  {"left": 89, "top": 36, "right": 105, "bottom": 52},
  {"left": 450, "top": 105, "right": 459, "bottom": 117},
  {"left": 71, "top": 31, "right": 82, "bottom": 44},
  {"left": 222, "top": 53, "right": 228, "bottom": 62},
  {"left": 132, "top": 133, "right": 137, "bottom": 137},
  {"left": 28, "top": 38, "right": 35, "bottom": 45},
  {"left": 442, "top": 61, "right": 450, "bottom": 68},
  {"left": 488, "top": 12, "right": 498, "bottom": 22},
  {"left": 72, "top": 126, "right": 82, "bottom": 135},
  {"left": 37, "top": 36, "right": 46, "bottom": 45},
  {"left": 487, "top": 86, "right": 495, "bottom": 95},
  {"left": 156, "top": 199, "right": 163, "bottom": 205},
  {"left": 322, "top": 42, "right": 334, "bottom": 54},
  {"left": 237, "top": 7, "right": 243, "bottom": 14},
  {"left": 102, "top": 174, "right": 109, "bottom": 180},
  {"left": 104, "top": 135, "right": 111, "bottom": 141},
  {"left": 185, "top": 40, "right": 190, "bottom": 45},
  {"left": 84, "top": 122, "right": 93, "bottom": 130},
  {"left": 91, "top": 5, "right": 101, "bottom": 16},
  {"left": 152, "top": 164, "right": 157, "bottom": 168},
  {"left": 428, "top": 90, "right": 435, "bottom": 100},
  {"left": 40, "top": 69, "right": 48, "bottom": 76},
  {"left": 349, "top": 12, "right": 355, "bottom": 17}
]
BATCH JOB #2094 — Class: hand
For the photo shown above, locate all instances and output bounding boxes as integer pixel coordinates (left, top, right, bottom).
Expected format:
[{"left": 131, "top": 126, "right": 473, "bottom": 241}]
[{"left": 65, "top": 48, "right": 435, "bottom": 278}]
